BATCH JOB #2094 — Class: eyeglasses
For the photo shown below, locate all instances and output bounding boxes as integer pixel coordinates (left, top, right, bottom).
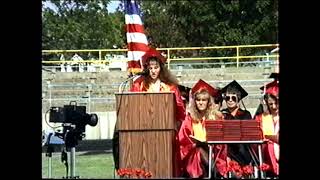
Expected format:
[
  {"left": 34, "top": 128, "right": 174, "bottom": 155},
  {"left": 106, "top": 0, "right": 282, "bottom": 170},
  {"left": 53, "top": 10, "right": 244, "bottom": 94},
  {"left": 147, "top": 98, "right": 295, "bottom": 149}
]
[{"left": 225, "top": 95, "right": 238, "bottom": 102}]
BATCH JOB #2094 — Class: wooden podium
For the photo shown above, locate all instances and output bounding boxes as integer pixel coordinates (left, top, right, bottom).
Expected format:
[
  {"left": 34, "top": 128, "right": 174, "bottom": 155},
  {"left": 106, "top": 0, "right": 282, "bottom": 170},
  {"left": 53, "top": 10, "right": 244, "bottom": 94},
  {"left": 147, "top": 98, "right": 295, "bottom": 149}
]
[{"left": 115, "top": 92, "right": 176, "bottom": 178}]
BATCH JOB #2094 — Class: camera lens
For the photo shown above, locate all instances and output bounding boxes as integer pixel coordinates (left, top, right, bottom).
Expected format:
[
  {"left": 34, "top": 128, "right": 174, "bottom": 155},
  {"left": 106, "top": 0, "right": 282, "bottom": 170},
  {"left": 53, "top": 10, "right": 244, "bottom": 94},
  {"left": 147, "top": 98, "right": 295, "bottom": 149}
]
[{"left": 87, "top": 114, "right": 98, "bottom": 126}]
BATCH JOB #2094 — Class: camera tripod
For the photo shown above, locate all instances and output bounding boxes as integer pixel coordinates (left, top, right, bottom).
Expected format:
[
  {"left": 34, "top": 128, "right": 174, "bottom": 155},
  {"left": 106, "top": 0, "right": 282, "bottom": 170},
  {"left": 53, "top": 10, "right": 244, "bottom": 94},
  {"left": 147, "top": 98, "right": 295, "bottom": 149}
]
[
  {"left": 45, "top": 139, "right": 54, "bottom": 178},
  {"left": 61, "top": 146, "right": 78, "bottom": 179},
  {"left": 61, "top": 124, "right": 82, "bottom": 179},
  {"left": 44, "top": 132, "right": 64, "bottom": 178}
]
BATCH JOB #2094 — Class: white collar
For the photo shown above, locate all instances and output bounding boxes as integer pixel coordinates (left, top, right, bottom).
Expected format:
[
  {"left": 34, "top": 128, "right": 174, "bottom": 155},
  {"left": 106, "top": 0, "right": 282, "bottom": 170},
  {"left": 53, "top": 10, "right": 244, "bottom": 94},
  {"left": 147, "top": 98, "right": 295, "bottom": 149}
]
[{"left": 150, "top": 79, "right": 161, "bottom": 92}]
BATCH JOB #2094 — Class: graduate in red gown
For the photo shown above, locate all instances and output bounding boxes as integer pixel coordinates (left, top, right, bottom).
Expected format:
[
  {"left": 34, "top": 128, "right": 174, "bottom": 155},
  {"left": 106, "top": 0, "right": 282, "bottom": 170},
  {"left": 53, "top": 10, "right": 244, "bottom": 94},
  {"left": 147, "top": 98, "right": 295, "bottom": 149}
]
[
  {"left": 130, "top": 48, "right": 186, "bottom": 124},
  {"left": 129, "top": 48, "right": 185, "bottom": 177},
  {"left": 178, "top": 79, "right": 228, "bottom": 178},
  {"left": 255, "top": 80, "right": 279, "bottom": 177},
  {"left": 254, "top": 73, "right": 279, "bottom": 117}
]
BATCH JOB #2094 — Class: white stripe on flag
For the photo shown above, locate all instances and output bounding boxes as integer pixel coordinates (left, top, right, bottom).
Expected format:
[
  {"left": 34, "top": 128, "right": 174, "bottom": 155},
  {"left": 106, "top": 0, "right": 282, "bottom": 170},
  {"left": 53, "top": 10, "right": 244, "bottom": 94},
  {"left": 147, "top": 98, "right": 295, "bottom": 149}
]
[
  {"left": 126, "top": 32, "right": 148, "bottom": 44},
  {"left": 127, "top": 51, "right": 146, "bottom": 61},
  {"left": 125, "top": 14, "right": 143, "bottom": 25}
]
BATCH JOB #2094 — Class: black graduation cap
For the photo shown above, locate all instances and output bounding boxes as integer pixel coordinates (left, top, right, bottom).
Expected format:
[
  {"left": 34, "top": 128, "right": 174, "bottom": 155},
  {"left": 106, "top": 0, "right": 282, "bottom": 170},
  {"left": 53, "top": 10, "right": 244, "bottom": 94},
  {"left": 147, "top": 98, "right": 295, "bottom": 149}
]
[
  {"left": 178, "top": 85, "right": 191, "bottom": 100},
  {"left": 178, "top": 85, "right": 191, "bottom": 93},
  {"left": 269, "top": 73, "right": 279, "bottom": 80},
  {"left": 221, "top": 80, "right": 248, "bottom": 100},
  {"left": 214, "top": 88, "right": 223, "bottom": 104}
]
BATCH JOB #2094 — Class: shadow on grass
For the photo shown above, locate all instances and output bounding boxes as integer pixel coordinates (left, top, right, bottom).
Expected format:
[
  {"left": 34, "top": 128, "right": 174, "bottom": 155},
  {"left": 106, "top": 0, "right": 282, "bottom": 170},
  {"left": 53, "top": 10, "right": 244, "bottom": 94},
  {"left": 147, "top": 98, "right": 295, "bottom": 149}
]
[{"left": 79, "top": 150, "right": 113, "bottom": 156}]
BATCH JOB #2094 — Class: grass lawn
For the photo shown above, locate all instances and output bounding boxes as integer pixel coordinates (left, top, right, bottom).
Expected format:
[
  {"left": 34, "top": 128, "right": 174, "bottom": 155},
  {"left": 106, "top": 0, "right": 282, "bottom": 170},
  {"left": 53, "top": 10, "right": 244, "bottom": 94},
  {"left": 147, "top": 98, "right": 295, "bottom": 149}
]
[{"left": 42, "top": 151, "right": 116, "bottom": 179}]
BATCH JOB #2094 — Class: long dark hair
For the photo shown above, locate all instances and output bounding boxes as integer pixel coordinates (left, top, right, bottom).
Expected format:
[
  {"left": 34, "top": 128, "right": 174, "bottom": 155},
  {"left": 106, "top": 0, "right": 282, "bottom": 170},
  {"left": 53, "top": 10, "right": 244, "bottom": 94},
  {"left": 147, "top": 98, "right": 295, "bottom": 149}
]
[{"left": 143, "top": 58, "right": 179, "bottom": 89}]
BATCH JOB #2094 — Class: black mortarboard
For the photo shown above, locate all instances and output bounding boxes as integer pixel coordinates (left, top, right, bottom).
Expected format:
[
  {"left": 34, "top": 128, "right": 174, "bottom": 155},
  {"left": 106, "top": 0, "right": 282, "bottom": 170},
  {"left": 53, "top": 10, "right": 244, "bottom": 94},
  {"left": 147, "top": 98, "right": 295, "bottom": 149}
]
[
  {"left": 221, "top": 80, "right": 248, "bottom": 100},
  {"left": 178, "top": 85, "right": 191, "bottom": 94},
  {"left": 269, "top": 73, "right": 279, "bottom": 80},
  {"left": 214, "top": 88, "right": 223, "bottom": 104},
  {"left": 178, "top": 85, "right": 191, "bottom": 101}
]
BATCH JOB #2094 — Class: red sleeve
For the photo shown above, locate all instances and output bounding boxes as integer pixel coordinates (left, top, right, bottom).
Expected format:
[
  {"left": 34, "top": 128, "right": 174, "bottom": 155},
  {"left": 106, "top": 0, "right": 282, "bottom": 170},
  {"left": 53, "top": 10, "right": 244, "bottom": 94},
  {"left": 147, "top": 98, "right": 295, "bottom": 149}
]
[
  {"left": 256, "top": 114, "right": 279, "bottom": 175},
  {"left": 255, "top": 114, "right": 264, "bottom": 137},
  {"left": 255, "top": 113, "right": 262, "bottom": 122},
  {"left": 130, "top": 81, "right": 141, "bottom": 92},
  {"left": 171, "top": 85, "right": 186, "bottom": 122},
  {"left": 129, "top": 76, "right": 144, "bottom": 92},
  {"left": 178, "top": 115, "right": 194, "bottom": 160},
  {"left": 178, "top": 115, "right": 204, "bottom": 177}
]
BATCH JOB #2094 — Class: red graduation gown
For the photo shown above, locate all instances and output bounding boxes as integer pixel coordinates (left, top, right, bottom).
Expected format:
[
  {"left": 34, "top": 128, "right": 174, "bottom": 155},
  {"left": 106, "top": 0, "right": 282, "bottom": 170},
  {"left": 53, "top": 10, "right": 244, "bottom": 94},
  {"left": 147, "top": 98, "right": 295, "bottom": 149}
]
[
  {"left": 130, "top": 77, "right": 186, "bottom": 177},
  {"left": 255, "top": 114, "right": 279, "bottom": 175},
  {"left": 130, "top": 77, "right": 186, "bottom": 122},
  {"left": 178, "top": 114, "right": 228, "bottom": 178}
]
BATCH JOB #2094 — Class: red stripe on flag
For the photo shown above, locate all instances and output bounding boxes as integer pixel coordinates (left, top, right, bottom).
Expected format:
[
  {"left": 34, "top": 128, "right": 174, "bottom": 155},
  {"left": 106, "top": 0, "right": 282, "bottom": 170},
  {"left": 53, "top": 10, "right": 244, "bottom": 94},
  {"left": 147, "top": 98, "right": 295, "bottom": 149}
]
[
  {"left": 126, "top": 24, "right": 145, "bottom": 34},
  {"left": 127, "top": 42, "right": 149, "bottom": 52},
  {"left": 125, "top": 0, "right": 148, "bottom": 75},
  {"left": 127, "top": 60, "right": 142, "bottom": 69}
]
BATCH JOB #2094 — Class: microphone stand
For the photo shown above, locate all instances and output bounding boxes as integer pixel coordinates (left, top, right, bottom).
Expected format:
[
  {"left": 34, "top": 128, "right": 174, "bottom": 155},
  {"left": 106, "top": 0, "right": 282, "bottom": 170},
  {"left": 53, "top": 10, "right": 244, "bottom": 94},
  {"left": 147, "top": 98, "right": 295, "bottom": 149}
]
[
  {"left": 118, "top": 73, "right": 145, "bottom": 92},
  {"left": 118, "top": 76, "right": 133, "bottom": 93}
]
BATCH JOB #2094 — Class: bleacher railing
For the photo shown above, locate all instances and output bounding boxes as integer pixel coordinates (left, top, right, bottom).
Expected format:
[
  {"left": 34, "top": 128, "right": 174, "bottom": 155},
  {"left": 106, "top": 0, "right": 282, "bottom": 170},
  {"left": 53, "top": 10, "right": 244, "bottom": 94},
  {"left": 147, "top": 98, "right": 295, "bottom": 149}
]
[{"left": 42, "top": 44, "right": 279, "bottom": 69}]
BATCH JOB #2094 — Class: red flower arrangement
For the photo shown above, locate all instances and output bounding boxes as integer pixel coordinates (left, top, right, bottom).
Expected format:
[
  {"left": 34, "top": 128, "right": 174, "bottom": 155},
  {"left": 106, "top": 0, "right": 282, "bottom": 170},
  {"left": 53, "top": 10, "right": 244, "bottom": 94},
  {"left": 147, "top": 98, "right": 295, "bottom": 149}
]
[
  {"left": 259, "top": 163, "right": 270, "bottom": 171},
  {"left": 226, "top": 160, "right": 271, "bottom": 178},
  {"left": 117, "top": 168, "right": 152, "bottom": 179}
]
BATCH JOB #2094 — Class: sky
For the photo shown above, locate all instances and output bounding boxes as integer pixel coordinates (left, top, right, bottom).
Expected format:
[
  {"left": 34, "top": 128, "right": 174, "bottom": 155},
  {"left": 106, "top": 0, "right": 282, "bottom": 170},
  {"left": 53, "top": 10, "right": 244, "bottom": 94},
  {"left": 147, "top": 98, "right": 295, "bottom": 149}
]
[
  {"left": 108, "top": 0, "right": 121, "bottom": 13},
  {"left": 43, "top": 0, "right": 121, "bottom": 13}
]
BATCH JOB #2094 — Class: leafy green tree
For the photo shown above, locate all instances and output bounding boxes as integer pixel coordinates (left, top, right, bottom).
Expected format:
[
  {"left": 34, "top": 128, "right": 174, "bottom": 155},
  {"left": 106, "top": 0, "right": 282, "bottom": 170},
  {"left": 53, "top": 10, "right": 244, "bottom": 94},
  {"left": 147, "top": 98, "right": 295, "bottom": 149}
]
[
  {"left": 43, "top": 0, "right": 278, "bottom": 57},
  {"left": 42, "top": 0, "right": 125, "bottom": 50},
  {"left": 139, "top": 0, "right": 278, "bottom": 57}
]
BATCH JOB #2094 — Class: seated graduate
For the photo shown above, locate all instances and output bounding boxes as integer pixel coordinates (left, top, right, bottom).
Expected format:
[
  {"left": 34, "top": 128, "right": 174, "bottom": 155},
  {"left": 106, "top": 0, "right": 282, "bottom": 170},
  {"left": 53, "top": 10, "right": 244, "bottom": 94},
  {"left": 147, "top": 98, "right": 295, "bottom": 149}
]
[
  {"left": 220, "top": 80, "right": 254, "bottom": 168},
  {"left": 254, "top": 73, "right": 279, "bottom": 118},
  {"left": 220, "top": 80, "right": 252, "bottom": 120},
  {"left": 255, "top": 80, "right": 279, "bottom": 177},
  {"left": 178, "top": 79, "right": 227, "bottom": 178}
]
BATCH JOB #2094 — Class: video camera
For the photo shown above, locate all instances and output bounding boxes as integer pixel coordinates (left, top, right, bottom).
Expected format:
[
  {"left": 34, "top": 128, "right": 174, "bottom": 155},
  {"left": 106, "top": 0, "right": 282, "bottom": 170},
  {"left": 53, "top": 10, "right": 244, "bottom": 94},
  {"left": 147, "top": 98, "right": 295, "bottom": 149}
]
[
  {"left": 47, "top": 101, "right": 99, "bottom": 178},
  {"left": 49, "top": 101, "right": 98, "bottom": 134}
]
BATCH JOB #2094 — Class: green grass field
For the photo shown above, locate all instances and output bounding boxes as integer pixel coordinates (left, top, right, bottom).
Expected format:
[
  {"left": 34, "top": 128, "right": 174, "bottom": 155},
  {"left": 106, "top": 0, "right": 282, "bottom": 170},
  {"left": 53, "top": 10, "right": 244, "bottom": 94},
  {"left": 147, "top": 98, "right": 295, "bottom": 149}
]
[{"left": 42, "top": 151, "right": 116, "bottom": 179}]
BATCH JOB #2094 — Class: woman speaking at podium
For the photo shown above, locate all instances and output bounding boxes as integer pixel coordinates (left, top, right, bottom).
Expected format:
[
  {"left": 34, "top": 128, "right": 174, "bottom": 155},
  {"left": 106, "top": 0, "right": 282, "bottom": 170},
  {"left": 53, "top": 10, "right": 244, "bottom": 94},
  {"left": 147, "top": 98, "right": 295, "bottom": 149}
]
[
  {"left": 129, "top": 48, "right": 186, "bottom": 177},
  {"left": 130, "top": 48, "right": 186, "bottom": 127}
]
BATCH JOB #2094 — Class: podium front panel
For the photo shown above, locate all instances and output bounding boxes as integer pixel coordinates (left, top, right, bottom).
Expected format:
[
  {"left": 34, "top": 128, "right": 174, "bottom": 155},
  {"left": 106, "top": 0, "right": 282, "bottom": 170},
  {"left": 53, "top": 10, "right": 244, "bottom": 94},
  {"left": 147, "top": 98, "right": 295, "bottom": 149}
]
[
  {"left": 119, "top": 130, "right": 175, "bottom": 178},
  {"left": 115, "top": 92, "right": 177, "bottom": 178},
  {"left": 115, "top": 92, "right": 176, "bottom": 130}
]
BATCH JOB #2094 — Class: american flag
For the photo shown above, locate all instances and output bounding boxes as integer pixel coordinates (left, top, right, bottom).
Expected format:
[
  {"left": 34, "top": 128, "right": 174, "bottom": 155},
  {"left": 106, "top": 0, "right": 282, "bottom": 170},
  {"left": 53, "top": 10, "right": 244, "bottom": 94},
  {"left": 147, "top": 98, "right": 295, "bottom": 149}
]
[{"left": 124, "top": 0, "right": 149, "bottom": 74}]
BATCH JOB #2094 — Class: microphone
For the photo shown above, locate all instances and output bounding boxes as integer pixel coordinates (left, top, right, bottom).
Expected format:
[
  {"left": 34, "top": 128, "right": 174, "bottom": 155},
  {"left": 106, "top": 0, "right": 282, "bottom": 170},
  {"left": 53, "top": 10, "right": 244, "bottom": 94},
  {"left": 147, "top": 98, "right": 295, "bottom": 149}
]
[{"left": 118, "top": 70, "right": 148, "bottom": 92}]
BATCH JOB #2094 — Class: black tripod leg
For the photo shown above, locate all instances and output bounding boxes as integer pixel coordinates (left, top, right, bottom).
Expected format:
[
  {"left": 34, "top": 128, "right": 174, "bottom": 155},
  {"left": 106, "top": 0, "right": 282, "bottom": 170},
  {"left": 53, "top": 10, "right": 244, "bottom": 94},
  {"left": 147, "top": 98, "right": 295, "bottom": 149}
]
[
  {"left": 45, "top": 145, "right": 54, "bottom": 178},
  {"left": 61, "top": 148, "right": 68, "bottom": 177}
]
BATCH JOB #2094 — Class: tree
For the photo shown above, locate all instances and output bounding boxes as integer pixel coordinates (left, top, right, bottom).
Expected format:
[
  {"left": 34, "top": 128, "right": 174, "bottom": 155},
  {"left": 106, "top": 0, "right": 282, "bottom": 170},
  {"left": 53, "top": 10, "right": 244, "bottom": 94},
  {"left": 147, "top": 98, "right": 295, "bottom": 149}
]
[
  {"left": 42, "top": 0, "right": 278, "bottom": 56},
  {"left": 42, "top": 0, "right": 125, "bottom": 50},
  {"left": 138, "top": 1, "right": 188, "bottom": 48},
  {"left": 139, "top": 0, "right": 278, "bottom": 57}
]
